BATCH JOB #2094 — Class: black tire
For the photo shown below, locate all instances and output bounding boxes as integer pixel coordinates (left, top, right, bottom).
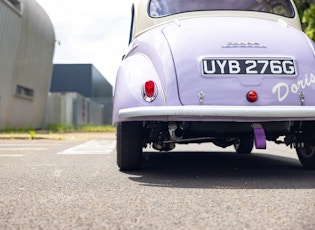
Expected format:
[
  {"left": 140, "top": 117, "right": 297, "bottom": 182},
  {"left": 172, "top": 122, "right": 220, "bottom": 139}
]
[
  {"left": 296, "top": 144, "right": 315, "bottom": 169},
  {"left": 117, "top": 121, "right": 143, "bottom": 171},
  {"left": 234, "top": 138, "right": 254, "bottom": 154}
]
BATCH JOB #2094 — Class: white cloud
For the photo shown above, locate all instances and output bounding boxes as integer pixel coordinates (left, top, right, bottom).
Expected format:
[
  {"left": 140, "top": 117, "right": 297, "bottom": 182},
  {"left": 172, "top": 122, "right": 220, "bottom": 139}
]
[{"left": 36, "top": 0, "right": 131, "bottom": 85}]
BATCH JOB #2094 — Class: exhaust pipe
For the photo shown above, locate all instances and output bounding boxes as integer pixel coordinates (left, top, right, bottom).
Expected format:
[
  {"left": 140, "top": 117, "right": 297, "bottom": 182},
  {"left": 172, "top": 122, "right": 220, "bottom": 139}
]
[{"left": 168, "top": 122, "right": 184, "bottom": 141}]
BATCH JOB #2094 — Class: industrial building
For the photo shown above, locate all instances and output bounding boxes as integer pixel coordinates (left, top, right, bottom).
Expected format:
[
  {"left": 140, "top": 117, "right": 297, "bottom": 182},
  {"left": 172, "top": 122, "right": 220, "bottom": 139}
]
[
  {"left": 48, "top": 64, "right": 113, "bottom": 125},
  {"left": 0, "top": 0, "right": 55, "bottom": 129}
]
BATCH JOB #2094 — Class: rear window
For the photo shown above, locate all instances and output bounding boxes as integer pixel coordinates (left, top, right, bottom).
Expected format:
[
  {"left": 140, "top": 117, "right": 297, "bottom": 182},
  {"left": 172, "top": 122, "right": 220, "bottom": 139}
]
[{"left": 149, "top": 0, "right": 295, "bottom": 18}]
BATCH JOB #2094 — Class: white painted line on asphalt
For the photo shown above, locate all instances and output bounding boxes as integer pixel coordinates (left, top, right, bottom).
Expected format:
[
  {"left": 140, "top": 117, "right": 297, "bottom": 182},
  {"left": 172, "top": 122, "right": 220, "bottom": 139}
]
[
  {"left": 58, "top": 140, "right": 116, "bottom": 155},
  {"left": 0, "top": 148, "right": 48, "bottom": 151},
  {"left": 0, "top": 143, "right": 60, "bottom": 151},
  {"left": 0, "top": 143, "right": 62, "bottom": 146},
  {"left": 0, "top": 154, "right": 24, "bottom": 157},
  {"left": 0, "top": 147, "right": 47, "bottom": 151}
]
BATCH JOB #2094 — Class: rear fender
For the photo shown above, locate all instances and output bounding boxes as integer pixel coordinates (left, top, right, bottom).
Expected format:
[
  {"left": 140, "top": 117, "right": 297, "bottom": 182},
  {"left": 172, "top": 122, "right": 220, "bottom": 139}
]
[{"left": 113, "top": 53, "right": 166, "bottom": 124}]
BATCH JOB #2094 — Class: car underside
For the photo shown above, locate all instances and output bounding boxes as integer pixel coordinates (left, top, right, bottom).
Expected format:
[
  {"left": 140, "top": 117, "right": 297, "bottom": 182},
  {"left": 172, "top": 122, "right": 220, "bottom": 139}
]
[
  {"left": 117, "top": 120, "right": 315, "bottom": 171},
  {"left": 142, "top": 120, "right": 315, "bottom": 149}
]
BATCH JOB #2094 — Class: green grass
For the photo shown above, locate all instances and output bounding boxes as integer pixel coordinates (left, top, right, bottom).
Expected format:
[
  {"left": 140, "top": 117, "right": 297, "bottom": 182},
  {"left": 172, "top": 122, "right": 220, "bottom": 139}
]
[
  {"left": 0, "top": 127, "right": 36, "bottom": 133},
  {"left": 0, "top": 127, "right": 38, "bottom": 139},
  {"left": 77, "top": 125, "right": 116, "bottom": 132},
  {"left": 45, "top": 123, "right": 74, "bottom": 132},
  {"left": 45, "top": 123, "right": 115, "bottom": 132},
  {"left": 0, "top": 124, "right": 115, "bottom": 134}
]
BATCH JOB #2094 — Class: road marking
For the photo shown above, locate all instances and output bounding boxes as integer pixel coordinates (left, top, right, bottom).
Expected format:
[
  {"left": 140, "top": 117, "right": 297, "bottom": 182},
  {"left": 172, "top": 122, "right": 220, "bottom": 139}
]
[
  {"left": 0, "top": 154, "right": 24, "bottom": 157},
  {"left": 58, "top": 140, "right": 116, "bottom": 155},
  {"left": 0, "top": 148, "right": 47, "bottom": 151},
  {"left": 0, "top": 143, "right": 61, "bottom": 151},
  {"left": 0, "top": 143, "right": 62, "bottom": 146}
]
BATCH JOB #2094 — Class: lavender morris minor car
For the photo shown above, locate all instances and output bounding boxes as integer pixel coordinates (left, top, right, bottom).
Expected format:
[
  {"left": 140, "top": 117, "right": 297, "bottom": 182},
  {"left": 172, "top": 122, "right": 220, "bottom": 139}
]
[{"left": 113, "top": 0, "right": 315, "bottom": 171}]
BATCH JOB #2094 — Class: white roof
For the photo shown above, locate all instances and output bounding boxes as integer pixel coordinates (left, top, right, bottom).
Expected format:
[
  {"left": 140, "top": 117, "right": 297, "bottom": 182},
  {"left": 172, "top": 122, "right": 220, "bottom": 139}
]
[{"left": 132, "top": 0, "right": 301, "bottom": 38}]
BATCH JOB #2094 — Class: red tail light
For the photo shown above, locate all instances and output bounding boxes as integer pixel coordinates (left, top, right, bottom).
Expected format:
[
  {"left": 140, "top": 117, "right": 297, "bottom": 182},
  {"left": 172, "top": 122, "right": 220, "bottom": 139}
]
[
  {"left": 247, "top": 90, "right": 258, "bottom": 103},
  {"left": 143, "top": 80, "right": 157, "bottom": 102},
  {"left": 145, "top": 81, "right": 155, "bottom": 97}
]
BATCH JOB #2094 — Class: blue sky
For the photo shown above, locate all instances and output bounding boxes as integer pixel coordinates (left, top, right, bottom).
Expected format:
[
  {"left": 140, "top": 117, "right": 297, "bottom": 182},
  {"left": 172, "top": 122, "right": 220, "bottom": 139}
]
[{"left": 36, "top": 0, "right": 131, "bottom": 85}]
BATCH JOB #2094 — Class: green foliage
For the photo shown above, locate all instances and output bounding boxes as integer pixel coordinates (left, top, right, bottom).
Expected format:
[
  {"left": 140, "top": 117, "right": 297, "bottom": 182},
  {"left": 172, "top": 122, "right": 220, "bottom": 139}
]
[
  {"left": 45, "top": 123, "right": 115, "bottom": 132},
  {"left": 46, "top": 123, "right": 74, "bottom": 132},
  {"left": 0, "top": 127, "right": 37, "bottom": 139},
  {"left": 0, "top": 124, "right": 115, "bottom": 133},
  {"left": 28, "top": 130, "right": 36, "bottom": 139},
  {"left": 293, "top": 0, "right": 315, "bottom": 41},
  {"left": 294, "top": 0, "right": 315, "bottom": 18},
  {"left": 302, "top": 4, "right": 315, "bottom": 41},
  {"left": 78, "top": 125, "right": 116, "bottom": 132},
  {"left": 0, "top": 127, "right": 35, "bottom": 133}
]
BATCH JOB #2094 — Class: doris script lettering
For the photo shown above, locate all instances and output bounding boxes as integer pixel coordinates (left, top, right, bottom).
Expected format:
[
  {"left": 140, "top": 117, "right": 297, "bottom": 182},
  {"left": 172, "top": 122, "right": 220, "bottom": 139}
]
[{"left": 272, "top": 73, "right": 315, "bottom": 102}]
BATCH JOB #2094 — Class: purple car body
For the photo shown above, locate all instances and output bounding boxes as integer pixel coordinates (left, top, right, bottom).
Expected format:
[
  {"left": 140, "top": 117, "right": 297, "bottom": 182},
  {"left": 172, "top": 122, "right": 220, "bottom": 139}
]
[{"left": 113, "top": 0, "right": 315, "bottom": 171}]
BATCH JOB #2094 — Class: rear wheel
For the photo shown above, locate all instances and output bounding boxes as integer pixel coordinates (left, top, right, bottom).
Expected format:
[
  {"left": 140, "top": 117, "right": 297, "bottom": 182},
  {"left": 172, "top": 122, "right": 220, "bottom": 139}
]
[
  {"left": 234, "top": 138, "right": 253, "bottom": 154},
  {"left": 117, "top": 121, "right": 143, "bottom": 171},
  {"left": 296, "top": 143, "right": 315, "bottom": 169}
]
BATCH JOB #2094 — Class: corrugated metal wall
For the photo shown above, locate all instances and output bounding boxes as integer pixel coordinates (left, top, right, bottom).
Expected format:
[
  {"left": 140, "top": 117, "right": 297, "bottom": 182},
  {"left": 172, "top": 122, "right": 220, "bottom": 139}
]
[
  {"left": 45, "top": 93, "right": 105, "bottom": 127},
  {"left": 50, "top": 64, "right": 113, "bottom": 124},
  {"left": 0, "top": 0, "right": 55, "bottom": 129},
  {"left": 0, "top": 0, "right": 22, "bottom": 128}
]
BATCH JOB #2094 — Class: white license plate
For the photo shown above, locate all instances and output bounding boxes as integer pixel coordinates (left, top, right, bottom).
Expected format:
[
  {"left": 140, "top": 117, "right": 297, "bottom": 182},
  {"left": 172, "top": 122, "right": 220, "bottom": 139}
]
[{"left": 202, "top": 58, "right": 296, "bottom": 76}]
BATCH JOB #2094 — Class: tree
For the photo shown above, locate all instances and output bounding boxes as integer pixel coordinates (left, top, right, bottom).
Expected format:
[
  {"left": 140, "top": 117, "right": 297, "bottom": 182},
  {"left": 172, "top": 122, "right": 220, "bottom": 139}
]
[
  {"left": 294, "top": 0, "right": 315, "bottom": 17},
  {"left": 293, "top": 0, "right": 315, "bottom": 41},
  {"left": 302, "top": 4, "right": 315, "bottom": 41}
]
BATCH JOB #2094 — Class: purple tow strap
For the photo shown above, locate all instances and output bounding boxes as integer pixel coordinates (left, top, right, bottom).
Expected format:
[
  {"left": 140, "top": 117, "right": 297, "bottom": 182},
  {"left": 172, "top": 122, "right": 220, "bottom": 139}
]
[{"left": 252, "top": 123, "right": 266, "bottom": 149}]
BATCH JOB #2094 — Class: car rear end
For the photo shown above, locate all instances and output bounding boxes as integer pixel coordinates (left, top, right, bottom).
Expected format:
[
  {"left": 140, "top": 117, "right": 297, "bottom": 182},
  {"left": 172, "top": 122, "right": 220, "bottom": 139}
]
[{"left": 114, "top": 0, "right": 315, "bottom": 170}]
